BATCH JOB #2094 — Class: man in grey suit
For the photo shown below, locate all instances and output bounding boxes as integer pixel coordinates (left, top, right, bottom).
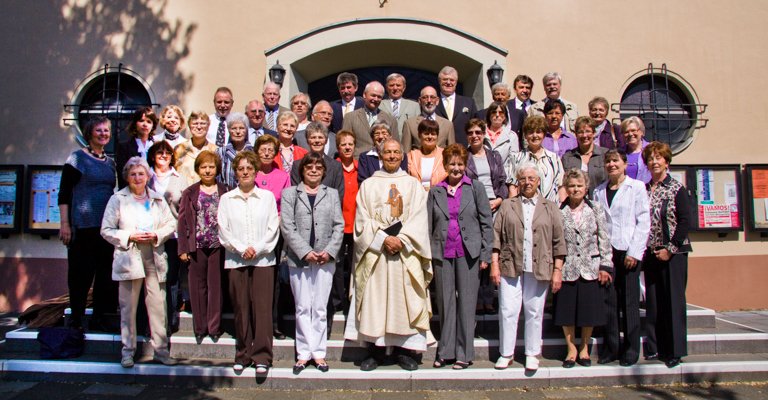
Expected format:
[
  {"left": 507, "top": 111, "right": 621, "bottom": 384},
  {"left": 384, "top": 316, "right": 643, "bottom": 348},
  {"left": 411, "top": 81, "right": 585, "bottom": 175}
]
[
  {"left": 402, "top": 86, "right": 455, "bottom": 151},
  {"left": 295, "top": 100, "right": 337, "bottom": 157},
  {"left": 379, "top": 73, "right": 420, "bottom": 135},
  {"left": 342, "top": 81, "right": 399, "bottom": 158},
  {"left": 245, "top": 99, "right": 277, "bottom": 146},
  {"left": 527, "top": 72, "right": 578, "bottom": 132}
]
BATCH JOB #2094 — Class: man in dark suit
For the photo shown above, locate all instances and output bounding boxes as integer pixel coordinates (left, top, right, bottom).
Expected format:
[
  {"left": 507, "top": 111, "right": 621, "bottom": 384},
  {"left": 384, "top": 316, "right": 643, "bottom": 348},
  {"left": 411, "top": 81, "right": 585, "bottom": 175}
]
[
  {"left": 435, "top": 66, "right": 478, "bottom": 147},
  {"left": 401, "top": 86, "right": 455, "bottom": 151},
  {"left": 245, "top": 99, "right": 277, "bottom": 146},
  {"left": 476, "top": 82, "right": 526, "bottom": 136},
  {"left": 330, "top": 72, "right": 363, "bottom": 133},
  {"left": 262, "top": 82, "right": 288, "bottom": 132},
  {"left": 342, "top": 81, "right": 398, "bottom": 158},
  {"left": 512, "top": 74, "right": 536, "bottom": 113},
  {"left": 295, "top": 100, "right": 337, "bottom": 157}
]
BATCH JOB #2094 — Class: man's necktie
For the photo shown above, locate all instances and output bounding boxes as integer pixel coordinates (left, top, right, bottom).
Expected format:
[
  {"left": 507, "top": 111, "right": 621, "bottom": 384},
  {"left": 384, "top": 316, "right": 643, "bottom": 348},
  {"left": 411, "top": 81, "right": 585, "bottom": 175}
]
[
  {"left": 444, "top": 97, "right": 454, "bottom": 121},
  {"left": 216, "top": 117, "right": 226, "bottom": 147},
  {"left": 392, "top": 100, "right": 399, "bottom": 118}
]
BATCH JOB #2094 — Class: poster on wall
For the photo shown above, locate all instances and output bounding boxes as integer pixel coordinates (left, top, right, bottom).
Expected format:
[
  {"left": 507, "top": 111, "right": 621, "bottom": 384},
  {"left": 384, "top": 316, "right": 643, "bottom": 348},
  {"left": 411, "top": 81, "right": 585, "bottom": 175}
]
[
  {"left": 693, "top": 166, "right": 742, "bottom": 230},
  {"left": 0, "top": 165, "right": 23, "bottom": 234},
  {"left": 25, "top": 165, "right": 62, "bottom": 235},
  {"left": 745, "top": 164, "right": 768, "bottom": 230}
]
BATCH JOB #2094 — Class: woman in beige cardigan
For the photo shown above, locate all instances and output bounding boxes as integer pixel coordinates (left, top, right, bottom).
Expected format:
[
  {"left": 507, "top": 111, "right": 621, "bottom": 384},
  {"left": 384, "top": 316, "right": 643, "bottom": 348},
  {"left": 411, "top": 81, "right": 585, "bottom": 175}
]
[
  {"left": 101, "top": 156, "right": 177, "bottom": 369},
  {"left": 407, "top": 119, "right": 447, "bottom": 190}
]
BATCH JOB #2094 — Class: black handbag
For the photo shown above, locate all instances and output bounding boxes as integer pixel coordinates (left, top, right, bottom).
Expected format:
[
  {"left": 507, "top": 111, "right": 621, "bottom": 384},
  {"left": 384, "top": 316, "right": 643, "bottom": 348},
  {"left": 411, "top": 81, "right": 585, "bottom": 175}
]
[{"left": 37, "top": 326, "right": 85, "bottom": 359}]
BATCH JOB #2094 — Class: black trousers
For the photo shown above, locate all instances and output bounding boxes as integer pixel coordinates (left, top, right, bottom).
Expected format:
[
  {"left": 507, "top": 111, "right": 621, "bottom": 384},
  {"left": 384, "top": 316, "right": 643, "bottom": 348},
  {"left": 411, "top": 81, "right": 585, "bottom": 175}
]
[
  {"left": 329, "top": 233, "right": 354, "bottom": 316},
  {"left": 600, "top": 249, "right": 641, "bottom": 363},
  {"left": 643, "top": 250, "right": 688, "bottom": 359},
  {"left": 67, "top": 227, "right": 118, "bottom": 326},
  {"left": 229, "top": 265, "right": 275, "bottom": 366}
]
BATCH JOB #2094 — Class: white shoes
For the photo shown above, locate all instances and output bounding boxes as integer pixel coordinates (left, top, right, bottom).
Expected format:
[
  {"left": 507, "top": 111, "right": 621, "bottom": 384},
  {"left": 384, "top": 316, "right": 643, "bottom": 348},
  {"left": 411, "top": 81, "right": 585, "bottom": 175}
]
[
  {"left": 525, "top": 355, "right": 539, "bottom": 370},
  {"left": 120, "top": 355, "right": 134, "bottom": 368},
  {"left": 494, "top": 355, "right": 513, "bottom": 370}
]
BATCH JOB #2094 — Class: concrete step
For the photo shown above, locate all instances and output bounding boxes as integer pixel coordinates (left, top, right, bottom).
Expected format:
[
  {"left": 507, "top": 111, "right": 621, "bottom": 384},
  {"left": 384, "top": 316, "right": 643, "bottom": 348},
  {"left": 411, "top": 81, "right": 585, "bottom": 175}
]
[
  {"left": 1, "top": 353, "right": 768, "bottom": 390},
  {"left": 174, "top": 303, "right": 716, "bottom": 337},
  {"left": 5, "top": 316, "right": 766, "bottom": 362}
]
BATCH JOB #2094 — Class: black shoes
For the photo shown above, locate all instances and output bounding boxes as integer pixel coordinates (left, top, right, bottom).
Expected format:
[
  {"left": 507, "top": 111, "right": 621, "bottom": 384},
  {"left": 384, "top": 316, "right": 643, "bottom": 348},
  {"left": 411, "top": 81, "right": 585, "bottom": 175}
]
[
  {"left": 396, "top": 354, "right": 418, "bottom": 371},
  {"left": 195, "top": 334, "right": 205, "bottom": 345},
  {"left": 644, "top": 352, "right": 659, "bottom": 361},
  {"left": 576, "top": 357, "right": 591, "bottom": 367},
  {"left": 598, "top": 356, "right": 617, "bottom": 365},
  {"left": 273, "top": 329, "right": 286, "bottom": 340},
  {"left": 562, "top": 358, "right": 576, "bottom": 368},
  {"left": 665, "top": 357, "right": 682, "bottom": 368},
  {"left": 360, "top": 356, "right": 379, "bottom": 371}
]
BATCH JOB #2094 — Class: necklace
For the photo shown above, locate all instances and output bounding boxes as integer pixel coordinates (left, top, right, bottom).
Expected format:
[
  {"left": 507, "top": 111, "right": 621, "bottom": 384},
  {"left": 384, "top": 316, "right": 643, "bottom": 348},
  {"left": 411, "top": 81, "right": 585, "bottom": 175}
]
[{"left": 86, "top": 146, "right": 106, "bottom": 160}]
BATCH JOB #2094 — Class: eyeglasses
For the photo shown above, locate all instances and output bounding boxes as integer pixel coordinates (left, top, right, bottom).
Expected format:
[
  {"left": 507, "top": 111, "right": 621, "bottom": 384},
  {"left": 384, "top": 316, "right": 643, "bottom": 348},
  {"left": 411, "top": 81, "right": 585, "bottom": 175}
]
[
  {"left": 313, "top": 111, "right": 333, "bottom": 117},
  {"left": 304, "top": 164, "right": 325, "bottom": 171},
  {"left": 156, "top": 150, "right": 172, "bottom": 156},
  {"left": 420, "top": 95, "right": 438, "bottom": 100},
  {"left": 258, "top": 147, "right": 276, "bottom": 154},
  {"left": 491, "top": 110, "right": 506, "bottom": 115},
  {"left": 249, "top": 109, "right": 265, "bottom": 115},
  {"left": 466, "top": 129, "right": 484, "bottom": 136}
]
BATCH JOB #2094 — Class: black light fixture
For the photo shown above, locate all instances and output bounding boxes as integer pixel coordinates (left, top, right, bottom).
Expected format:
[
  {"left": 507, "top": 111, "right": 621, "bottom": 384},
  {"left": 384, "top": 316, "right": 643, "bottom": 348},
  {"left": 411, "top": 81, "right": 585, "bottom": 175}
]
[
  {"left": 268, "top": 60, "right": 286, "bottom": 87},
  {"left": 486, "top": 60, "right": 504, "bottom": 89}
]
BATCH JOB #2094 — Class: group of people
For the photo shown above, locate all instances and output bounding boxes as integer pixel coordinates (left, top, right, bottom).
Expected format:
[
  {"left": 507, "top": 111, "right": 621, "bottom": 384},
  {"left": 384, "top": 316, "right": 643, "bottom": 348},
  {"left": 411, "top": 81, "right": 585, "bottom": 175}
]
[{"left": 57, "top": 66, "right": 691, "bottom": 375}]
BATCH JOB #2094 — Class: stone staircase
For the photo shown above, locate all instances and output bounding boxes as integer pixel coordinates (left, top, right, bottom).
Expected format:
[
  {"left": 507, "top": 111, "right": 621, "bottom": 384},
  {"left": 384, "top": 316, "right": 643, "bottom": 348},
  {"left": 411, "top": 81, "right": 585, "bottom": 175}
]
[{"left": 2, "top": 304, "right": 768, "bottom": 390}]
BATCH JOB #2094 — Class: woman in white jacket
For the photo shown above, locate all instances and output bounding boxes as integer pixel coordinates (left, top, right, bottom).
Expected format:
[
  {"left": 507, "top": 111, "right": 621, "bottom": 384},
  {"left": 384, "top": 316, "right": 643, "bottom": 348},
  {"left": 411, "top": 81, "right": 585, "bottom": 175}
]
[
  {"left": 592, "top": 149, "right": 650, "bottom": 367},
  {"left": 101, "top": 156, "right": 177, "bottom": 369}
]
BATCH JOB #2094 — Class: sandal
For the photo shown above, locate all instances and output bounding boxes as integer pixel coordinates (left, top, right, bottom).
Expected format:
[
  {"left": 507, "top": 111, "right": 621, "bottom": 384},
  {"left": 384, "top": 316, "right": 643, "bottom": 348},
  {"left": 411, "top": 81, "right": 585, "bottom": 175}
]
[
  {"left": 452, "top": 361, "right": 472, "bottom": 370},
  {"left": 433, "top": 358, "right": 453, "bottom": 368}
]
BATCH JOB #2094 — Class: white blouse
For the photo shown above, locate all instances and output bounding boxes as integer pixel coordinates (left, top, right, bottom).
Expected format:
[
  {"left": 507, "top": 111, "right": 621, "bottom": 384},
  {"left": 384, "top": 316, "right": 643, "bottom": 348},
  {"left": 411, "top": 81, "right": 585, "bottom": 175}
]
[{"left": 217, "top": 186, "right": 280, "bottom": 269}]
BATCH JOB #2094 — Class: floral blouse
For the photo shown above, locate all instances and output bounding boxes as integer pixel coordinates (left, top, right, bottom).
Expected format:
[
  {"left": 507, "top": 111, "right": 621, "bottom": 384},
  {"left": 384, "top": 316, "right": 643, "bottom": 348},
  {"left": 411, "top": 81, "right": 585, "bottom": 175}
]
[{"left": 196, "top": 191, "right": 220, "bottom": 248}]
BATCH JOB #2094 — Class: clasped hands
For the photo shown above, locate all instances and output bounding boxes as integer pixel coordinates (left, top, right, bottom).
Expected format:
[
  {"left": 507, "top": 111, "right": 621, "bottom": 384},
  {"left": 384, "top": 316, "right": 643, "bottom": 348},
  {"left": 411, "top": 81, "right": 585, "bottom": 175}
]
[
  {"left": 129, "top": 231, "right": 157, "bottom": 244},
  {"left": 304, "top": 250, "right": 331, "bottom": 265},
  {"left": 383, "top": 235, "right": 403, "bottom": 256}
]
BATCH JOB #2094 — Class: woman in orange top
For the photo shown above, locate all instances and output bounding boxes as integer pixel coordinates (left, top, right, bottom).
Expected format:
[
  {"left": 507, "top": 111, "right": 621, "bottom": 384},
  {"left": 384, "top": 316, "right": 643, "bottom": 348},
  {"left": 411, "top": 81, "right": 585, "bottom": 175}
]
[{"left": 407, "top": 119, "right": 448, "bottom": 190}]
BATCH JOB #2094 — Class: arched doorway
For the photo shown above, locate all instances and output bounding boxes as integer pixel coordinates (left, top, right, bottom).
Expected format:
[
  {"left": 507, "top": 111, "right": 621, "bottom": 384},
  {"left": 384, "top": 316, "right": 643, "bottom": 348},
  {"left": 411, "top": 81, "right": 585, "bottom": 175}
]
[{"left": 264, "top": 18, "right": 507, "bottom": 108}]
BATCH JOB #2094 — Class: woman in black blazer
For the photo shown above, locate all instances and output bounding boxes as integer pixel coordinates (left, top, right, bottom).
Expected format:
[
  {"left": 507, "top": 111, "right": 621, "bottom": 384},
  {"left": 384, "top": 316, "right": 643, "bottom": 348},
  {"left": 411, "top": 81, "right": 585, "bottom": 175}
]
[
  {"left": 427, "top": 144, "right": 494, "bottom": 369},
  {"left": 116, "top": 106, "right": 158, "bottom": 188}
]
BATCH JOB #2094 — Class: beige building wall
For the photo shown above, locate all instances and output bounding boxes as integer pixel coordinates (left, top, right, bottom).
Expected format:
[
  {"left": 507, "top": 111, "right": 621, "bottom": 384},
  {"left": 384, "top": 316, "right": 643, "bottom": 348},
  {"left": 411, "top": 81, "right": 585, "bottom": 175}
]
[{"left": 0, "top": 0, "right": 765, "bottom": 311}]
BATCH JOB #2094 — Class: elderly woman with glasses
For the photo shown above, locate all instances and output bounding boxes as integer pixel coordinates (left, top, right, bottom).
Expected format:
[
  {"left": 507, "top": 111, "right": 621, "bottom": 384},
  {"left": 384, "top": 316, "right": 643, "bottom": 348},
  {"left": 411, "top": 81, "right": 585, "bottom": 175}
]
[
  {"left": 175, "top": 111, "right": 219, "bottom": 186},
  {"left": 101, "top": 156, "right": 177, "bottom": 368},
  {"left": 484, "top": 101, "right": 520, "bottom": 166}
]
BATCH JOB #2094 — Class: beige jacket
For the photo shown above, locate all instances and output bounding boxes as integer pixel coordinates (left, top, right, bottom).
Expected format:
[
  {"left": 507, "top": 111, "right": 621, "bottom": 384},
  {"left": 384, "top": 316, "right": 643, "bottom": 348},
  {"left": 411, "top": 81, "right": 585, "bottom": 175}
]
[
  {"left": 492, "top": 195, "right": 566, "bottom": 281},
  {"left": 101, "top": 187, "right": 176, "bottom": 282}
]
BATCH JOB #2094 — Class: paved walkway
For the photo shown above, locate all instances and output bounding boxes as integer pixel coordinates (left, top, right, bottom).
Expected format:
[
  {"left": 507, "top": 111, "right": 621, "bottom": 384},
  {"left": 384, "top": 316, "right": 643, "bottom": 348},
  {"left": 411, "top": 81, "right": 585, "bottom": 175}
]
[{"left": 0, "top": 380, "right": 767, "bottom": 400}]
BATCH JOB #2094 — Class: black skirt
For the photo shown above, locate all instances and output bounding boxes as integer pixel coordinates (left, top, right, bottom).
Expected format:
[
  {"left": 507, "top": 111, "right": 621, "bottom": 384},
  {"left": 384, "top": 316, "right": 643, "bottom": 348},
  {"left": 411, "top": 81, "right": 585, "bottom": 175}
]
[{"left": 553, "top": 277, "right": 606, "bottom": 327}]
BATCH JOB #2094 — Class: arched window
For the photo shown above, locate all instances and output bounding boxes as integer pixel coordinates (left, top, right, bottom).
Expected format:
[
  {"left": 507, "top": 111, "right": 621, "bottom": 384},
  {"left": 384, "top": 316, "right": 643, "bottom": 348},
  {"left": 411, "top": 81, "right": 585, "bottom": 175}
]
[
  {"left": 64, "top": 64, "right": 157, "bottom": 155},
  {"left": 614, "top": 64, "right": 707, "bottom": 154}
]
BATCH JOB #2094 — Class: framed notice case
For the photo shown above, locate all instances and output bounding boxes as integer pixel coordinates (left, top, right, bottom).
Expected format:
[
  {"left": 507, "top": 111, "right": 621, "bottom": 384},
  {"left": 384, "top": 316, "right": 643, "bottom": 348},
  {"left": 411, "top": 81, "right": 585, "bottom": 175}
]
[
  {"left": 676, "top": 164, "right": 744, "bottom": 232},
  {"left": 24, "top": 165, "right": 63, "bottom": 236},
  {"left": 744, "top": 164, "right": 768, "bottom": 232},
  {"left": 0, "top": 165, "right": 24, "bottom": 235}
]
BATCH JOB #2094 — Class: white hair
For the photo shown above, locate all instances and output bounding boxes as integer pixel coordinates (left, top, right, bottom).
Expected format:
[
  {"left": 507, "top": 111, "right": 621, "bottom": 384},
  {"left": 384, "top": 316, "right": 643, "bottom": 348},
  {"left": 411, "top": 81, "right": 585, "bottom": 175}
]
[{"left": 515, "top": 161, "right": 542, "bottom": 180}]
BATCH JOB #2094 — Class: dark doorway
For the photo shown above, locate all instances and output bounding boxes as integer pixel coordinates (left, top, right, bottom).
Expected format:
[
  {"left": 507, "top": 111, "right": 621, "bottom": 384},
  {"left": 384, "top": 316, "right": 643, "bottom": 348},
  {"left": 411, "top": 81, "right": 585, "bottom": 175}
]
[{"left": 307, "top": 66, "right": 464, "bottom": 104}]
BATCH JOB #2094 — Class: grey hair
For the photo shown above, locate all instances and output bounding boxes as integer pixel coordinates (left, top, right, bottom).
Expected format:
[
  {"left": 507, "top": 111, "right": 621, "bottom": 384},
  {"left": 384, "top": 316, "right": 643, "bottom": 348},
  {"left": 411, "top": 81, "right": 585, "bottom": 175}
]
[
  {"left": 277, "top": 110, "right": 299, "bottom": 125},
  {"left": 515, "top": 161, "right": 542, "bottom": 180},
  {"left": 491, "top": 82, "right": 512, "bottom": 97},
  {"left": 263, "top": 81, "right": 280, "bottom": 94},
  {"left": 122, "top": 156, "right": 151, "bottom": 181},
  {"left": 386, "top": 73, "right": 405, "bottom": 84},
  {"left": 621, "top": 116, "right": 646, "bottom": 134},
  {"left": 305, "top": 121, "right": 328, "bottom": 138},
  {"left": 364, "top": 81, "right": 384, "bottom": 94},
  {"left": 439, "top": 66, "right": 458, "bottom": 78},
  {"left": 542, "top": 72, "right": 562, "bottom": 85},
  {"left": 290, "top": 92, "right": 312, "bottom": 109},
  {"left": 379, "top": 137, "right": 403, "bottom": 154},
  {"left": 563, "top": 168, "right": 590, "bottom": 189},
  {"left": 369, "top": 122, "right": 391, "bottom": 139},
  {"left": 226, "top": 112, "right": 249, "bottom": 130}
]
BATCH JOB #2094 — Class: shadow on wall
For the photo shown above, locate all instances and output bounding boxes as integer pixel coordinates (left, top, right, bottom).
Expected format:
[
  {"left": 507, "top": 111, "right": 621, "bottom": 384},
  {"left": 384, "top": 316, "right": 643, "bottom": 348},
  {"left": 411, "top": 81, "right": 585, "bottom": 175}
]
[
  {"left": 0, "top": 257, "right": 68, "bottom": 313},
  {"left": 0, "top": 0, "right": 197, "bottom": 164}
]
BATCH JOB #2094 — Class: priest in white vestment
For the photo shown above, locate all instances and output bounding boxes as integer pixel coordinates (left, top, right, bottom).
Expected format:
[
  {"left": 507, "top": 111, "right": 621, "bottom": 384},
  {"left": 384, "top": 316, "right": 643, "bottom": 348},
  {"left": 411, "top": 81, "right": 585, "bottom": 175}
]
[{"left": 344, "top": 138, "right": 434, "bottom": 371}]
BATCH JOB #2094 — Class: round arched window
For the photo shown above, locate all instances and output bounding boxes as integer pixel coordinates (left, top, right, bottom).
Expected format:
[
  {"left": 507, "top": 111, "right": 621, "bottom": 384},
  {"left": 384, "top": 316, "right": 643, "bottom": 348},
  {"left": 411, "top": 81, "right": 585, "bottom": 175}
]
[
  {"left": 65, "top": 65, "right": 156, "bottom": 155},
  {"left": 616, "top": 65, "right": 706, "bottom": 154}
]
